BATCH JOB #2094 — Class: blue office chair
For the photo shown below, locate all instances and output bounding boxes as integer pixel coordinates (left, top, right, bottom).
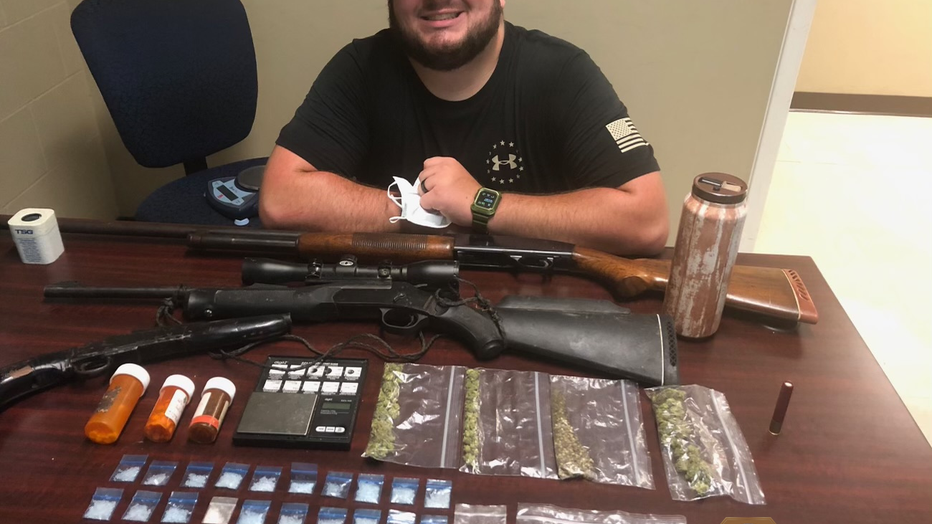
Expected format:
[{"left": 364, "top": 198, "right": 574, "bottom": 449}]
[{"left": 71, "top": 0, "right": 266, "bottom": 225}]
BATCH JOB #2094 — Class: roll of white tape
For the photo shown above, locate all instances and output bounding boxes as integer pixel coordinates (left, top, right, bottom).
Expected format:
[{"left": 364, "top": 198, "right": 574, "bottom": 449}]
[{"left": 7, "top": 208, "right": 65, "bottom": 264}]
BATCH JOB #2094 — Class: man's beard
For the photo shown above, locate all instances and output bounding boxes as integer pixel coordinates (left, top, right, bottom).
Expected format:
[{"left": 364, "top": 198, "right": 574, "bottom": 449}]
[{"left": 389, "top": 0, "right": 503, "bottom": 72}]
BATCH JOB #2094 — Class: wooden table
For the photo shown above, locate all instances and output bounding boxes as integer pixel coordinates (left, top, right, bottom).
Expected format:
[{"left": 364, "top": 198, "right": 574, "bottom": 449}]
[{"left": 0, "top": 232, "right": 929, "bottom": 524}]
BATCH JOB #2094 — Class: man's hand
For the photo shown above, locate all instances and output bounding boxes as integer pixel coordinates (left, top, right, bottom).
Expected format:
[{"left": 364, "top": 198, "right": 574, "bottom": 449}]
[{"left": 417, "top": 157, "right": 481, "bottom": 226}]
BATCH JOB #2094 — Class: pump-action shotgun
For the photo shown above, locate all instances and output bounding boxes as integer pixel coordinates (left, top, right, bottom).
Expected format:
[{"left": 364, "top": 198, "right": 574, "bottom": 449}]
[{"left": 1, "top": 216, "right": 817, "bottom": 325}]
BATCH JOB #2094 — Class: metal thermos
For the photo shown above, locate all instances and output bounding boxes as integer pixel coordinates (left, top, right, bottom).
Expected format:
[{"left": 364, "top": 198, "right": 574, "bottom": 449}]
[{"left": 663, "top": 173, "right": 748, "bottom": 338}]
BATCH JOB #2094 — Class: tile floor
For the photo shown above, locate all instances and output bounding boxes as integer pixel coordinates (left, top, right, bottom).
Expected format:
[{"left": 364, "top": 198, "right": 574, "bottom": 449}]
[{"left": 754, "top": 110, "right": 932, "bottom": 445}]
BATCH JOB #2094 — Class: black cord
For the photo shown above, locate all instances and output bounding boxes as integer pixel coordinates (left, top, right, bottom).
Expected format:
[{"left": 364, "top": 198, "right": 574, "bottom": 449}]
[
  {"left": 206, "top": 331, "right": 442, "bottom": 374},
  {"left": 435, "top": 277, "right": 505, "bottom": 339},
  {"left": 156, "top": 293, "right": 183, "bottom": 327}
]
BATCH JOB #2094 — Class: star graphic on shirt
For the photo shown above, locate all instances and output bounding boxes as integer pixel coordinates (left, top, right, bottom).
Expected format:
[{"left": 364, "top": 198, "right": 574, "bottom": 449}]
[
  {"left": 485, "top": 139, "right": 522, "bottom": 186},
  {"left": 519, "top": 166, "right": 524, "bottom": 171}
]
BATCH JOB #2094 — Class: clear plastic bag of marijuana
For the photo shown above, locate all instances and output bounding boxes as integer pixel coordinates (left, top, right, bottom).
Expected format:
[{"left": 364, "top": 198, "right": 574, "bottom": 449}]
[
  {"left": 646, "top": 385, "right": 766, "bottom": 504},
  {"left": 363, "top": 363, "right": 466, "bottom": 469},
  {"left": 460, "top": 368, "right": 558, "bottom": 479},
  {"left": 516, "top": 503, "right": 686, "bottom": 524},
  {"left": 549, "top": 375, "right": 653, "bottom": 489}
]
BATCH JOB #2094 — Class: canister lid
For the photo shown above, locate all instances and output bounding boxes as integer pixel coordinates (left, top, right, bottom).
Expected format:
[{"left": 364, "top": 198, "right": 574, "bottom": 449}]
[
  {"left": 111, "top": 363, "right": 151, "bottom": 393},
  {"left": 692, "top": 173, "right": 748, "bottom": 204},
  {"left": 7, "top": 208, "right": 60, "bottom": 236},
  {"left": 203, "top": 376, "right": 236, "bottom": 401},
  {"left": 161, "top": 374, "right": 196, "bottom": 400}
]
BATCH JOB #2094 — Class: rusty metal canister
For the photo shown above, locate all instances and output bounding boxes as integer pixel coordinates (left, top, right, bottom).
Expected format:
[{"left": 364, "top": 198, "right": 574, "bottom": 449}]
[{"left": 663, "top": 173, "right": 748, "bottom": 338}]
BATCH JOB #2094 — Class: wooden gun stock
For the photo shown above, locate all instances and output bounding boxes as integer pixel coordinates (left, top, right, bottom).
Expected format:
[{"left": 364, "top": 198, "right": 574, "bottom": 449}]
[{"left": 572, "top": 247, "right": 818, "bottom": 324}]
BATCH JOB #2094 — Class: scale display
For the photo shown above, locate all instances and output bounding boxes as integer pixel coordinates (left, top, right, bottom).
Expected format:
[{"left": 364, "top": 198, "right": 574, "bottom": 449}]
[
  {"left": 233, "top": 356, "right": 368, "bottom": 449},
  {"left": 206, "top": 176, "right": 259, "bottom": 220}
]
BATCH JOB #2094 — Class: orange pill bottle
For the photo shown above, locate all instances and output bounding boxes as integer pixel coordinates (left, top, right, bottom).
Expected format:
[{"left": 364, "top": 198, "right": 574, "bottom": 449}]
[
  {"left": 85, "top": 363, "right": 150, "bottom": 444},
  {"left": 188, "top": 377, "right": 236, "bottom": 444},
  {"left": 144, "top": 374, "right": 196, "bottom": 442}
]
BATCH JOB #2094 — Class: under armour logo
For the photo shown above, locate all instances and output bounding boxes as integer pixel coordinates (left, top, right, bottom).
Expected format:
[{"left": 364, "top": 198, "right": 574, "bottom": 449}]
[{"left": 491, "top": 154, "right": 517, "bottom": 171}]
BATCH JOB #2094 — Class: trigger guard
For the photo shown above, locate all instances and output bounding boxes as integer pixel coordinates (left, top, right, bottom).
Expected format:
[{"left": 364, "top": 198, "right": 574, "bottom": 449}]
[
  {"left": 380, "top": 308, "right": 426, "bottom": 337},
  {"left": 73, "top": 355, "right": 113, "bottom": 379}
]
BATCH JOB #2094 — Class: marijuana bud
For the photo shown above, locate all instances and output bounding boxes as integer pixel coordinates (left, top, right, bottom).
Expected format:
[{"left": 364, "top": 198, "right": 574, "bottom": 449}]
[
  {"left": 650, "top": 387, "right": 715, "bottom": 496},
  {"left": 461, "top": 369, "right": 482, "bottom": 472},
  {"left": 551, "top": 390, "right": 596, "bottom": 480},
  {"left": 364, "top": 363, "right": 403, "bottom": 460}
]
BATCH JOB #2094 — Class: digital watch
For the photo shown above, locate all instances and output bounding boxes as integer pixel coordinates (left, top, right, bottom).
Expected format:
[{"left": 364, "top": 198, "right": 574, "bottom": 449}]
[{"left": 470, "top": 187, "right": 502, "bottom": 233}]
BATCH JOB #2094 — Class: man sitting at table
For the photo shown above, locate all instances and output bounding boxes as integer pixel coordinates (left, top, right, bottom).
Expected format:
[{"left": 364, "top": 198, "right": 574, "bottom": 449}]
[{"left": 259, "top": 0, "right": 669, "bottom": 256}]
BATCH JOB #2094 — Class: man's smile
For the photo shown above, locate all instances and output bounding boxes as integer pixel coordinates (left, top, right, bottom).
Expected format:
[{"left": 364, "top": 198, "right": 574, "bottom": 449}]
[{"left": 419, "top": 10, "right": 464, "bottom": 29}]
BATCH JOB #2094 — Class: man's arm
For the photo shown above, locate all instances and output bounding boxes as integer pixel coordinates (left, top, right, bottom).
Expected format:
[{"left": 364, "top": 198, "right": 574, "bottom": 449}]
[
  {"left": 490, "top": 171, "right": 669, "bottom": 256},
  {"left": 418, "top": 157, "right": 668, "bottom": 256},
  {"left": 259, "top": 146, "right": 402, "bottom": 232}
]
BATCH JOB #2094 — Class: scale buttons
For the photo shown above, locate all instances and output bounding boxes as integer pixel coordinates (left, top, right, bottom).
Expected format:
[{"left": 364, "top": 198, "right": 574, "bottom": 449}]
[{"left": 315, "top": 426, "right": 346, "bottom": 433}]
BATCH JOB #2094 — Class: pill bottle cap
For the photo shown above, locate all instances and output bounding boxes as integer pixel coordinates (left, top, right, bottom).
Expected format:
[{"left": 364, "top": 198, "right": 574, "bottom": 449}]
[
  {"left": 203, "top": 376, "right": 236, "bottom": 401},
  {"left": 111, "top": 363, "right": 151, "bottom": 393},
  {"left": 161, "top": 374, "right": 196, "bottom": 401}
]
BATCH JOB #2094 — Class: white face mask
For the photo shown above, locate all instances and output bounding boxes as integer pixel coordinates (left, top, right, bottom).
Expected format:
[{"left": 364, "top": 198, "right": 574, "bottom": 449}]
[{"left": 387, "top": 176, "right": 451, "bottom": 229}]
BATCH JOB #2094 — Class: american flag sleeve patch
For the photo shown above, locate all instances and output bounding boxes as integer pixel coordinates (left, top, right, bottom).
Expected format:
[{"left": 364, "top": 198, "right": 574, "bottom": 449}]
[{"left": 606, "top": 117, "right": 648, "bottom": 153}]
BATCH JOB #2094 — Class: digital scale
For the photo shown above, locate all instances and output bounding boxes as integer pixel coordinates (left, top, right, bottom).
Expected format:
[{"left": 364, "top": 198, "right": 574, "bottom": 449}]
[
  {"left": 233, "top": 356, "right": 368, "bottom": 449},
  {"left": 206, "top": 165, "right": 264, "bottom": 221}
]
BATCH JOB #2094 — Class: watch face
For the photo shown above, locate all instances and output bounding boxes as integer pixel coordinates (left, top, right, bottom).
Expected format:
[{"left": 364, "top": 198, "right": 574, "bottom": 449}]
[{"left": 475, "top": 189, "right": 499, "bottom": 210}]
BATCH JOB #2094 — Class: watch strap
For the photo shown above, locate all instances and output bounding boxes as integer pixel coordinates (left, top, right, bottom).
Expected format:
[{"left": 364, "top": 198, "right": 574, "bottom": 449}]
[{"left": 472, "top": 213, "right": 492, "bottom": 233}]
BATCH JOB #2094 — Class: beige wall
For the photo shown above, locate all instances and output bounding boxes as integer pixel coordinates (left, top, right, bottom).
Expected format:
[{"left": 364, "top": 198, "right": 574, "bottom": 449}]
[
  {"left": 796, "top": 0, "right": 932, "bottom": 97},
  {"left": 0, "top": 0, "right": 117, "bottom": 219},
  {"left": 3, "top": 0, "right": 795, "bottom": 243}
]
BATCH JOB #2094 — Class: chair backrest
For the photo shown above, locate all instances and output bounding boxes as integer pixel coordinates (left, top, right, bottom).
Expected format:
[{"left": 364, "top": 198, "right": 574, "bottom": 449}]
[{"left": 72, "top": 0, "right": 258, "bottom": 169}]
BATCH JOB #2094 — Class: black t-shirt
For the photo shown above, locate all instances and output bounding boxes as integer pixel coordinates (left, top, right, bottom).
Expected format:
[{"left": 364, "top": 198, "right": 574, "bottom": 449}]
[{"left": 277, "top": 22, "right": 660, "bottom": 193}]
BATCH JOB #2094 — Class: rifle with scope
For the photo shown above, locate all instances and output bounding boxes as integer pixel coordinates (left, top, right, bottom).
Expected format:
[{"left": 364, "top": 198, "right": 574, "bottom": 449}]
[{"left": 44, "top": 257, "right": 680, "bottom": 387}]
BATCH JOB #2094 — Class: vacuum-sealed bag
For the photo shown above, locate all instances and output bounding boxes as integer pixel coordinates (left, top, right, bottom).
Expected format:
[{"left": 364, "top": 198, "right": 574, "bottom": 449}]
[
  {"left": 364, "top": 363, "right": 466, "bottom": 469},
  {"left": 646, "top": 385, "right": 766, "bottom": 504},
  {"left": 461, "top": 368, "right": 557, "bottom": 479},
  {"left": 550, "top": 375, "right": 653, "bottom": 489},
  {"left": 516, "top": 503, "right": 685, "bottom": 524}
]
